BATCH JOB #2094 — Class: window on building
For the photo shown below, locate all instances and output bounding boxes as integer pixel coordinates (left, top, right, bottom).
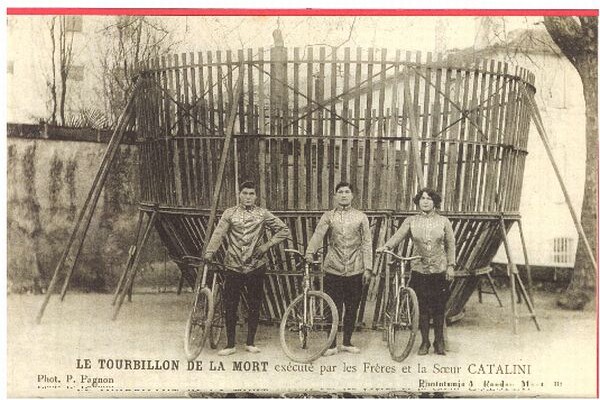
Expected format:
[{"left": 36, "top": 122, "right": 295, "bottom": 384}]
[
  {"left": 65, "top": 16, "right": 83, "bottom": 33},
  {"left": 7, "top": 60, "right": 14, "bottom": 74},
  {"left": 69, "top": 65, "right": 85, "bottom": 81},
  {"left": 552, "top": 236, "right": 575, "bottom": 265}
]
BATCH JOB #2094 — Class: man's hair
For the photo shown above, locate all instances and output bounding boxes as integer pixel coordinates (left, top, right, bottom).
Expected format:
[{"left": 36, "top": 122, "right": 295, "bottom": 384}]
[
  {"left": 412, "top": 187, "right": 442, "bottom": 208},
  {"left": 239, "top": 181, "right": 257, "bottom": 192},
  {"left": 335, "top": 182, "right": 353, "bottom": 193}
]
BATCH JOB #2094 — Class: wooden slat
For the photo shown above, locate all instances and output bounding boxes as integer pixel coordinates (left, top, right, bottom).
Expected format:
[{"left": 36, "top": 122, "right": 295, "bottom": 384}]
[
  {"left": 298, "top": 137, "right": 307, "bottom": 209},
  {"left": 257, "top": 48, "right": 267, "bottom": 207},
  {"left": 160, "top": 56, "right": 171, "bottom": 137},
  {"left": 330, "top": 48, "right": 338, "bottom": 137},
  {"left": 350, "top": 111, "right": 359, "bottom": 202},
  {"left": 197, "top": 52, "right": 207, "bottom": 136},
  {"left": 317, "top": 49, "right": 326, "bottom": 207},
  {"left": 292, "top": 138, "right": 300, "bottom": 208},
  {"left": 292, "top": 47, "right": 300, "bottom": 136},
  {"left": 216, "top": 51, "right": 225, "bottom": 136},
  {"left": 428, "top": 53, "right": 444, "bottom": 191},
  {"left": 484, "top": 61, "right": 500, "bottom": 211},
  {"left": 180, "top": 56, "right": 194, "bottom": 205},
  {"left": 421, "top": 52, "right": 433, "bottom": 186},
  {"left": 462, "top": 59, "right": 479, "bottom": 212},
  {"left": 474, "top": 59, "right": 489, "bottom": 211},
  {"left": 188, "top": 53, "right": 198, "bottom": 135},
  {"left": 247, "top": 49, "right": 255, "bottom": 134},
  {"left": 353, "top": 48, "right": 362, "bottom": 137},
  {"left": 444, "top": 65, "right": 461, "bottom": 210},
  {"left": 340, "top": 48, "right": 351, "bottom": 182},
  {"left": 438, "top": 59, "right": 452, "bottom": 202},
  {"left": 206, "top": 51, "right": 216, "bottom": 136}
]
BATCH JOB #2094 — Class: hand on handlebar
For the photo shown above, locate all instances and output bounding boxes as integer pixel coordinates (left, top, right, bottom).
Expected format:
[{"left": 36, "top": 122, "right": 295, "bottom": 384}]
[
  {"left": 304, "top": 253, "right": 316, "bottom": 265},
  {"left": 376, "top": 246, "right": 389, "bottom": 254},
  {"left": 446, "top": 265, "right": 456, "bottom": 281}
]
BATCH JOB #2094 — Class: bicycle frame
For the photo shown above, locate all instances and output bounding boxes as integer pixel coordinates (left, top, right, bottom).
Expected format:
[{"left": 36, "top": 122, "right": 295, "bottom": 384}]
[
  {"left": 279, "top": 248, "right": 338, "bottom": 363},
  {"left": 382, "top": 250, "right": 422, "bottom": 323},
  {"left": 285, "top": 249, "right": 319, "bottom": 328},
  {"left": 302, "top": 259, "right": 312, "bottom": 329},
  {"left": 379, "top": 250, "right": 422, "bottom": 361},
  {"left": 182, "top": 256, "right": 223, "bottom": 308}
]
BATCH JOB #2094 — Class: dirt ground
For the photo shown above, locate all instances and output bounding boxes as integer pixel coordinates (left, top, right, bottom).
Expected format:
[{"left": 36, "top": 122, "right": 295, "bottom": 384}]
[{"left": 7, "top": 287, "right": 597, "bottom": 398}]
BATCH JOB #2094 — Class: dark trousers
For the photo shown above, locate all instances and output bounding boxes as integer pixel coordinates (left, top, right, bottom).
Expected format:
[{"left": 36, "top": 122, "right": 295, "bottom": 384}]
[
  {"left": 223, "top": 269, "right": 265, "bottom": 348},
  {"left": 324, "top": 273, "right": 363, "bottom": 348},
  {"left": 410, "top": 271, "right": 450, "bottom": 345}
]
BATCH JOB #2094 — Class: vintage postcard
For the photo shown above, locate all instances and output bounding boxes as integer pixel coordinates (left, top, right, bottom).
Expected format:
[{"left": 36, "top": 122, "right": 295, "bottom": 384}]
[{"left": 5, "top": 8, "right": 598, "bottom": 398}]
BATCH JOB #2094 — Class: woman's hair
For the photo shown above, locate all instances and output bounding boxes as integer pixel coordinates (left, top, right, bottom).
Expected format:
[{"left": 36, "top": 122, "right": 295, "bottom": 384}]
[
  {"left": 413, "top": 187, "right": 442, "bottom": 209},
  {"left": 239, "top": 181, "right": 256, "bottom": 192}
]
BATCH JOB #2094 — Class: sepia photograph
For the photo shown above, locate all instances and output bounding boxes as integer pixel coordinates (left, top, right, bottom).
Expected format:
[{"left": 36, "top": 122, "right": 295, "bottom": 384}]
[{"left": 5, "top": 7, "right": 598, "bottom": 397}]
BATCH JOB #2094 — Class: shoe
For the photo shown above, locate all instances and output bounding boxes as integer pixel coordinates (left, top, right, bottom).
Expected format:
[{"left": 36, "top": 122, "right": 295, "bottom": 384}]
[
  {"left": 418, "top": 342, "right": 430, "bottom": 356},
  {"left": 245, "top": 345, "right": 261, "bottom": 353},
  {"left": 217, "top": 347, "right": 236, "bottom": 356},
  {"left": 340, "top": 344, "right": 360, "bottom": 354},
  {"left": 433, "top": 341, "right": 446, "bottom": 355},
  {"left": 323, "top": 348, "right": 338, "bottom": 357}
]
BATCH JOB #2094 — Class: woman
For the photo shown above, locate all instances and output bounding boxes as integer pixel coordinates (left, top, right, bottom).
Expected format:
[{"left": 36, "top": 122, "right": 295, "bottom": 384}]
[{"left": 377, "top": 188, "right": 456, "bottom": 355}]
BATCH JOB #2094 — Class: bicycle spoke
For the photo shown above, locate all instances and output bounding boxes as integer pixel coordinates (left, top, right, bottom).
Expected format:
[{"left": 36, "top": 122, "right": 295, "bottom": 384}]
[
  {"left": 209, "top": 284, "right": 224, "bottom": 349},
  {"left": 387, "top": 288, "right": 418, "bottom": 362},
  {"left": 280, "top": 292, "right": 338, "bottom": 363},
  {"left": 184, "top": 287, "right": 214, "bottom": 361}
]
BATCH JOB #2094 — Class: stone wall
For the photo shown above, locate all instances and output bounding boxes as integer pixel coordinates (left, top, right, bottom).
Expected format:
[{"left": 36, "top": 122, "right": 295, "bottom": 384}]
[{"left": 7, "top": 133, "right": 178, "bottom": 293}]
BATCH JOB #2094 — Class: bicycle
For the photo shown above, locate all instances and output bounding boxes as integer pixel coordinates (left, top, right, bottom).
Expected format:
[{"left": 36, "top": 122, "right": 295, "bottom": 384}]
[
  {"left": 182, "top": 255, "right": 226, "bottom": 362},
  {"left": 380, "top": 249, "right": 422, "bottom": 362},
  {"left": 279, "top": 249, "right": 339, "bottom": 363}
]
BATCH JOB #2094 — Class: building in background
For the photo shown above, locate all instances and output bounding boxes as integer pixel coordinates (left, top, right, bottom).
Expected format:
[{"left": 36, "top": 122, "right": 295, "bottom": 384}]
[{"left": 450, "top": 22, "right": 585, "bottom": 270}]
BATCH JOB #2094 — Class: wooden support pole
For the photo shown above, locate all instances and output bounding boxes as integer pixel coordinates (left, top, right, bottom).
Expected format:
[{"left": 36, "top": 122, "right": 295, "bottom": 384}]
[
  {"left": 403, "top": 77, "right": 426, "bottom": 189},
  {"left": 498, "top": 217, "right": 519, "bottom": 334},
  {"left": 523, "top": 88, "right": 597, "bottom": 272},
  {"left": 499, "top": 215, "right": 541, "bottom": 333},
  {"left": 516, "top": 219, "right": 534, "bottom": 305},
  {"left": 112, "top": 210, "right": 158, "bottom": 320},
  {"left": 112, "top": 245, "right": 137, "bottom": 306},
  {"left": 201, "top": 68, "right": 244, "bottom": 256},
  {"left": 36, "top": 79, "right": 143, "bottom": 324},
  {"left": 112, "top": 209, "right": 145, "bottom": 305}
]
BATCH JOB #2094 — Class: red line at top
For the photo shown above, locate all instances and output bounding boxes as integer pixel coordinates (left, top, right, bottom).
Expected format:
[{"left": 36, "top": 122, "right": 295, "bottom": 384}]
[{"left": 6, "top": 8, "right": 600, "bottom": 16}]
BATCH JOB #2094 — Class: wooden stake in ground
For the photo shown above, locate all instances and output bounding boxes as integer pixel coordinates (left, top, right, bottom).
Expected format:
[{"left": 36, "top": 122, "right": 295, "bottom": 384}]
[{"left": 523, "top": 89, "right": 597, "bottom": 272}]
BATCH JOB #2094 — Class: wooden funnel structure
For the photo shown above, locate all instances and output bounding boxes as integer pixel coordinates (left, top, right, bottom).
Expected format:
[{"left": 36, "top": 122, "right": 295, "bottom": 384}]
[{"left": 131, "top": 46, "right": 536, "bottom": 326}]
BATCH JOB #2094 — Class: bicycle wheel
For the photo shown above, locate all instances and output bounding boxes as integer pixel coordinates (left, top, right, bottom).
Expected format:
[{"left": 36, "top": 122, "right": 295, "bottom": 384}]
[
  {"left": 387, "top": 287, "right": 419, "bottom": 362},
  {"left": 209, "top": 283, "right": 224, "bottom": 349},
  {"left": 279, "top": 291, "right": 339, "bottom": 363},
  {"left": 184, "top": 287, "right": 214, "bottom": 361}
]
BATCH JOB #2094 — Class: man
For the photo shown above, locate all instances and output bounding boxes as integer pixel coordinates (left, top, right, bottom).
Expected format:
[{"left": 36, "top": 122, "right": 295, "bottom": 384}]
[
  {"left": 305, "top": 182, "right": 373, "bottom": 356},
  {"left": 204, "top": 181, "right": 291, "bottom": 356}
]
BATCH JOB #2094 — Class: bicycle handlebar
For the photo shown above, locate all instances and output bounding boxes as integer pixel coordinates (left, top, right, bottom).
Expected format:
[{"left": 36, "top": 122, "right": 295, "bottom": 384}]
[
  {"left": 284, "top": 248, "right": 322, "bottom": 265},
  {"left": 284, "top": 248, "right": 303, "bottom": 257},
  {"left": 181, "top": 256, "right": 227, "bottom": 270},
  {"left": 380, "top": 249, "right": 422, "bottom": 262}
]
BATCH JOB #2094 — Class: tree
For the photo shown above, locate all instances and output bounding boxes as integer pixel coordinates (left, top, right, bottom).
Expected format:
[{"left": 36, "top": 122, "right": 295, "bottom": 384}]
[
  {"left": 47, "top": 17, "right": 58, "bottom": 125},
  {"left": 543, "top": 17, "right": 598, "bottom": 310},
  {"left": 57, "top": 16, "right": 75, "bottom": 126},
  {"left": 98, "top": 16, "right": 176, "bottom": 125},
  {"left": 45, "top": 16, "right": 75, "bottom": 126}
]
